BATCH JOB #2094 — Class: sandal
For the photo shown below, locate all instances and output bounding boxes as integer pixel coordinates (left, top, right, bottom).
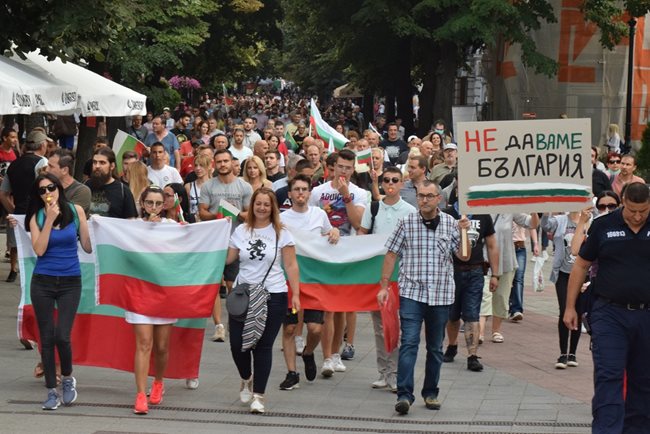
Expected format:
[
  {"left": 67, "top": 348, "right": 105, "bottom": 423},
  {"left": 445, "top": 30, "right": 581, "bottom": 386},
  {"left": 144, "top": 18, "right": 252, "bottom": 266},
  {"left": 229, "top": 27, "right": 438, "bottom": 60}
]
[
  {"left": 478, "top": 335, "right": 484, "bottom": 345},
  {"left": 491, "top": 332, "right": 504, "bottom": 343},
  {"left": 33, "top": 362, "right": 44, "bottom": 378}
]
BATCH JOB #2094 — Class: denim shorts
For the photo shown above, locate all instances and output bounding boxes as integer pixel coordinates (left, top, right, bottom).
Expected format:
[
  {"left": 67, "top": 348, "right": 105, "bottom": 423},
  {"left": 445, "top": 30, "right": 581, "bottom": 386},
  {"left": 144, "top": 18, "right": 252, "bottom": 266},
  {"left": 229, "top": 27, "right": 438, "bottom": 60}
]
[{"left": 450, "top": 267, "right": 485, "bottom": 322}]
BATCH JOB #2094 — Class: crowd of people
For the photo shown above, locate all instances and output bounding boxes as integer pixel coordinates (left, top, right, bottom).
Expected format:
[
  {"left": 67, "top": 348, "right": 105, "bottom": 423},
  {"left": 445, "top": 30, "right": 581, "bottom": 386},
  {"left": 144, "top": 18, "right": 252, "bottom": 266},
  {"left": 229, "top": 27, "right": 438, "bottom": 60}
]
[{"left": 1, "top": 93, "right": 649, "bottom": 432}]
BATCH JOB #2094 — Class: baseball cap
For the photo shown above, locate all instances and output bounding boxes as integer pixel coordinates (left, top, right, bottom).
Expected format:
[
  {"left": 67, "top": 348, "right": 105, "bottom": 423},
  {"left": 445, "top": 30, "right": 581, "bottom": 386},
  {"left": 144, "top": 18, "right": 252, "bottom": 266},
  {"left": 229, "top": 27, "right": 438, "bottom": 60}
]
[
  {"left": 26, "top": 130, "right": 49, "bottom": 145},
  {"left": 407, "top": 135, "right": 419, "bottom": 142},
  {"left": 443, "top": 142, "right": 458, "bottom": 151},
  {"left": 162, "top": 107, "right": 171, "bottom": 112}
]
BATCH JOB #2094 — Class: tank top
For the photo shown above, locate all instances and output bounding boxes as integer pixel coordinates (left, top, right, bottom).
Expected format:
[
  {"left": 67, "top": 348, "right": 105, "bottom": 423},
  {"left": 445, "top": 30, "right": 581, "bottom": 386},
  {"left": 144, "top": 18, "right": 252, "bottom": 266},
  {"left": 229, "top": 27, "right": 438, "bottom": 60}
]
[{"left": 33, "top": 222, "right": 80, "bottom": 276}]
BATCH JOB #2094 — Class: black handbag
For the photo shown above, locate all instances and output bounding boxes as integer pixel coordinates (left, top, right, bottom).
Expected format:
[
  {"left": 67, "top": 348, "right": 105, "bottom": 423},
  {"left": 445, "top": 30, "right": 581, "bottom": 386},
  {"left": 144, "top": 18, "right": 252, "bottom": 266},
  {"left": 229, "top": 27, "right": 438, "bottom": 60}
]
[{"left": 226, "top": 235, "right": 278, "bottom": 322}]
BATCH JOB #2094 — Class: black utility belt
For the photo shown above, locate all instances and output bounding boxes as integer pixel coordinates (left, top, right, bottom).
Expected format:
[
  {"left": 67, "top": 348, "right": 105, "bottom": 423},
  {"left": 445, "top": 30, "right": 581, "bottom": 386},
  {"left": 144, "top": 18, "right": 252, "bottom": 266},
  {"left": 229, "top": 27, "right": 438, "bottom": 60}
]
[{"left": 599, "top": 296, "right": 650, "bottom": 311}]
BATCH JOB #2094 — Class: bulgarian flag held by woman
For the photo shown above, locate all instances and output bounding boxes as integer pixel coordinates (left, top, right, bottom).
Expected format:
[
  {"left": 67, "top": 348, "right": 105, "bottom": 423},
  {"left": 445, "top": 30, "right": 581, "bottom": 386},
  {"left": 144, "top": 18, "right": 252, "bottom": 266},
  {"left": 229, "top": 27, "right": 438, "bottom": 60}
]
[
  {"left": 91, "top": 217, "right": 230, "bottom": 318},
  {"left": 15, "top": 217, "right": 230, "bottom": 378}
]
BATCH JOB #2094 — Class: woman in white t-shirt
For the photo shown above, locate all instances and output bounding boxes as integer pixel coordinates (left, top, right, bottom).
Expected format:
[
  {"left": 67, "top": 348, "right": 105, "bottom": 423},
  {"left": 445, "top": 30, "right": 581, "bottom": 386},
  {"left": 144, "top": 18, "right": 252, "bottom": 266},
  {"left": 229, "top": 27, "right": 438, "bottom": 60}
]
[
  {"left": 226, "top": 187, "right": 301, "bottom": 414},
  {"left": 126, "top": 186, "right": 178, "bottom": 415}
]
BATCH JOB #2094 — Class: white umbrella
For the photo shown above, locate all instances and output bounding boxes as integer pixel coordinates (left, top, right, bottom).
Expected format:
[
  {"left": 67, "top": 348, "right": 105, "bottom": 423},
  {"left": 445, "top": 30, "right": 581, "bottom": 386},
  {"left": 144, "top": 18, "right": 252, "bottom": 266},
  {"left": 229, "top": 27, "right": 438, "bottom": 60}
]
[
  {"left": 12, "top": 51, "right": 147, "bottom": 117},
  {"left": 0, "top": 55, "right": 78, "bottom": 115}
]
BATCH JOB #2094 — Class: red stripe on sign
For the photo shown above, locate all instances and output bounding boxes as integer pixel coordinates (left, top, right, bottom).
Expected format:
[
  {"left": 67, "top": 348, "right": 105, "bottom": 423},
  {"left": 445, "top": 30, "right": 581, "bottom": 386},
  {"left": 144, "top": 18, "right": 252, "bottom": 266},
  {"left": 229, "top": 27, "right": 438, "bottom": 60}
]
[
  {"left": 20, "top": 311, "right": 204, "bottom": 379},
  {"left": 289, "top": 282, "right": 399, "bottom": 312},
  {"left": 467, "top": 196, "right": 588, "bottom": 207},
  {"left": 99, "top": 274, "right": 218, "bottom": 319}
]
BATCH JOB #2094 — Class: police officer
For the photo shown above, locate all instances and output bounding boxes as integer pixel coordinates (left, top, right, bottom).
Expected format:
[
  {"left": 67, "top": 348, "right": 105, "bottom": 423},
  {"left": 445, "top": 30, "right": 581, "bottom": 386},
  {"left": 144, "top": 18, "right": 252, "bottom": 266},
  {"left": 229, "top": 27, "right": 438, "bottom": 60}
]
[{"left": 564, "top": 182, "right": 650, "bottom": 433}]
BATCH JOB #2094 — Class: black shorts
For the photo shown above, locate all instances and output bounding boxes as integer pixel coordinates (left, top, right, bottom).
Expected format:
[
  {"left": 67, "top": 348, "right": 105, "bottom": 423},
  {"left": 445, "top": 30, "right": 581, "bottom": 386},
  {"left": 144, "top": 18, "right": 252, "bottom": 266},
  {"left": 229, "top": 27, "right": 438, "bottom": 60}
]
[
  {"left": 284, "top": 309, "right": 324, "bottom": 325},
  {"left": 223, "top": 260, "right": 239, "bottom": 282}
]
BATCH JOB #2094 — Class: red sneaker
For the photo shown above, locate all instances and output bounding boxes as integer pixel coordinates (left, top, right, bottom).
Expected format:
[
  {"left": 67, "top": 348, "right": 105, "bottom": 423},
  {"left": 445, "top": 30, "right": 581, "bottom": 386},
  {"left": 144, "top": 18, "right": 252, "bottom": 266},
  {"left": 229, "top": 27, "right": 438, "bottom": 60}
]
[
  {"left": 133, "top": 392, "right": 148, "bottom": 414},
  {"left": 149, "top": 380, "right": 164, "bottom": 405}
]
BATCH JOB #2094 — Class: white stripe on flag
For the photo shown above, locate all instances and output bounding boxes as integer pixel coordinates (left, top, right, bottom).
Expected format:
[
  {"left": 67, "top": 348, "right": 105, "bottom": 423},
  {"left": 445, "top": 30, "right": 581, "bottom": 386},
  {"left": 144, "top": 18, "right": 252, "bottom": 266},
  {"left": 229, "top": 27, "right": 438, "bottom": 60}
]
[{"left": 289, "top": 228, "right": 390, "bottom": 263}]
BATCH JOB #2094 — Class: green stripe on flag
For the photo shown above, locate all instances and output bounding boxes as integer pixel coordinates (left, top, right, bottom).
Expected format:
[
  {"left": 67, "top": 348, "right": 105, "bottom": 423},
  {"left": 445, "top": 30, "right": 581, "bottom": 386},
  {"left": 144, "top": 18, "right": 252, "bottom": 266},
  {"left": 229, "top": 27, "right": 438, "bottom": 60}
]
[
  {"left": 467, "top": 188, "right": 590, "bottom": 200},
  {"left": 296, "top": 255, "right": 398, "bottom": 284},
  {"left": 97, "top": 245, "right": 226, "bottom": 286}
]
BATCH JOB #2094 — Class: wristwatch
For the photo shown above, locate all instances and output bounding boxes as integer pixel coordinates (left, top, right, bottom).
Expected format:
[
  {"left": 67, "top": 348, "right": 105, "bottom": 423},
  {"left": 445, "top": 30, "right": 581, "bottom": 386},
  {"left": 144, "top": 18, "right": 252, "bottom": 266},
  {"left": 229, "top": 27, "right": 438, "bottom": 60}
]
[{"left": 342, "top": 195, "right": 352, "bottom": 204}]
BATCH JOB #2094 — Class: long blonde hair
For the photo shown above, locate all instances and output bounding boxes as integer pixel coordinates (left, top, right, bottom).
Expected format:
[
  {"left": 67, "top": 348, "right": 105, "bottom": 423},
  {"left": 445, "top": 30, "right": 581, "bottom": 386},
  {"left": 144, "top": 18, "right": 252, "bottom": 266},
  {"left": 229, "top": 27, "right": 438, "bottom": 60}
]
[
  {"left": 128, "top": 161, "right": 151, "bottom": 200},
  {"left": 242, "top": 155, "right": 268, "bottom": 184}
]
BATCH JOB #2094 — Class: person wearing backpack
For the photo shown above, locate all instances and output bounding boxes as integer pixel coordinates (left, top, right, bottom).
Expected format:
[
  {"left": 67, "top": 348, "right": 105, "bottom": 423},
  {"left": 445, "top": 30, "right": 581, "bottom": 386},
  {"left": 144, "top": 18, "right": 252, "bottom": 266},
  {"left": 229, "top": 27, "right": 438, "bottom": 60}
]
[
  {"left": 357, "top": 166, "right": 416, "bottom": 391},
  {"left": 24, "top": 173, "right": 91, "bottom": 410}
]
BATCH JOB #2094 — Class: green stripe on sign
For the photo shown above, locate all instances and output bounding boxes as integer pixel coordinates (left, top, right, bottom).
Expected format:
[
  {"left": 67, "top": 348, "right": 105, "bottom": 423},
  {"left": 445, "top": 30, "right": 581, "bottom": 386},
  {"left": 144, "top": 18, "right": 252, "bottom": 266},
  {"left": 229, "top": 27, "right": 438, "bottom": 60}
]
[
  {"left": 96, "top": 245, "right": 226, "bottom": 286},
  {"left": 296, "top": 255, "right": 398, "bottom": 284},
  {"left": 467, "top": 188, "right": 590, "bottom": 200}
]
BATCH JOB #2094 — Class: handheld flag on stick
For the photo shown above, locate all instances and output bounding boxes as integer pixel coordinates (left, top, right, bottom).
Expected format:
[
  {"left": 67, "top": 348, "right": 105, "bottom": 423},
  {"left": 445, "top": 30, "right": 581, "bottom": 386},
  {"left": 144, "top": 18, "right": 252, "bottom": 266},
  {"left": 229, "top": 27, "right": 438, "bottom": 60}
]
[
  {"left": 327, "top": 136, "right": 336, "bottom": 155},
  {"left": 356, "top": 148, "right": 372, "bottom": 166},
  {"left": 217, "top": 199, "right": 240, "bottom": 220},
  {"left": 173, "top": 193, "right": 186, "bottom": 223},
  {"left": 284, "top": 130, "right": 299, "bottom": 151},
  {"left": 113, "top": 130, "right": 146, "bottom": 175},
  {"left": 310, "top": 98, "right": 349, "bottom": 151}
]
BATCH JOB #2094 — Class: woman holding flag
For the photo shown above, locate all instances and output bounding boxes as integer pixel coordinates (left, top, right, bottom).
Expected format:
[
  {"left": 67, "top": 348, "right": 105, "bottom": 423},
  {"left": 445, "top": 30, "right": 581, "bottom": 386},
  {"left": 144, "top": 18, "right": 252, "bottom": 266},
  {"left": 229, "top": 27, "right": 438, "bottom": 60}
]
[
  {"left": 25, "top": 173, "right": 92, "bottom": 410},
  {"left": 162, "top": 183, "right": 194, "bottom": 224},
  {"left": 226, "top": 187, "right": 301, "bottom": 414},
  {"left": 128, "top": 186, "right": 183, "bottom": 415}
]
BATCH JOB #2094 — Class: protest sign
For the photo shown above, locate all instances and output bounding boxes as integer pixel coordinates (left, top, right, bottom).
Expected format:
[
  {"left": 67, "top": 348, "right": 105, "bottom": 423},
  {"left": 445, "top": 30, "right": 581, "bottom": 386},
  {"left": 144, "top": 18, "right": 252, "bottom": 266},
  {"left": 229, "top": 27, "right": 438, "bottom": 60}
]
[{"left": 457, "top": 119, "right": 592, "bottom": 214}]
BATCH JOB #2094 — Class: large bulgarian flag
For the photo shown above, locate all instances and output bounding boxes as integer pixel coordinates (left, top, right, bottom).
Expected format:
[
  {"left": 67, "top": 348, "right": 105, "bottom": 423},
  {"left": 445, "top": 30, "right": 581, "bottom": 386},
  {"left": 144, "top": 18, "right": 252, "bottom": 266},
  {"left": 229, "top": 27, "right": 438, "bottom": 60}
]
[
  {"left": 288, "top": 229, "right": 398, "bottom": 312},
  {"left": 309, "top": 98, "right": 348, "bottom": 151},
  {"left": 15, "top": 217, "right": 224, "bottom": 378},
  {"left": 91, "top": 216, "right": 230, "bottom": 319},
  {"left": 112, "top": 129, "right": 147, "bottom": 175}
]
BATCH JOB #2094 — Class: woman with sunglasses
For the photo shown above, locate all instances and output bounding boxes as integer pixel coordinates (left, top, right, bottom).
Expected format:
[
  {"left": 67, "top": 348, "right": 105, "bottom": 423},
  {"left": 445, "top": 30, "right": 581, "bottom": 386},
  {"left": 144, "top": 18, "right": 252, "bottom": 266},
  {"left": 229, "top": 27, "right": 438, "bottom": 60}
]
[
  {"left": 541, "top": 207, "right": 587, "bottom": 369},
  {"left": 25, "top": 174, "right": 91, "bottom": 410},
  {"left": 605, "top": 153, "right": 621, "bottom": 179},
  {"left": 128, "top": 186, "right": 180, "bottom": 415}
]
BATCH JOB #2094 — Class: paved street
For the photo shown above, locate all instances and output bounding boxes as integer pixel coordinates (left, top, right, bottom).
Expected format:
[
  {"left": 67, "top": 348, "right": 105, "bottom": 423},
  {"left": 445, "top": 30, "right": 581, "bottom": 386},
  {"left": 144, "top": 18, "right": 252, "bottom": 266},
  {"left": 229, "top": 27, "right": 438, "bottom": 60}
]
[{"left": 0, "top": 235, "right": 592, "bottom": 434}]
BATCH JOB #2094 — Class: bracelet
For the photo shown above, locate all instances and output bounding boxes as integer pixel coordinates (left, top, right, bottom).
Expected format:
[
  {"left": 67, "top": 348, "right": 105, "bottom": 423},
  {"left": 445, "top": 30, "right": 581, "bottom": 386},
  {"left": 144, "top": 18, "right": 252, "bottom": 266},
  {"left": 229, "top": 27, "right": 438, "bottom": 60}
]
[
  {"left": 342, "top": 195, "right": 352, "bottom": 204},
  {"left": 491, "top": 275, "right": 500, "bottom": 279}
]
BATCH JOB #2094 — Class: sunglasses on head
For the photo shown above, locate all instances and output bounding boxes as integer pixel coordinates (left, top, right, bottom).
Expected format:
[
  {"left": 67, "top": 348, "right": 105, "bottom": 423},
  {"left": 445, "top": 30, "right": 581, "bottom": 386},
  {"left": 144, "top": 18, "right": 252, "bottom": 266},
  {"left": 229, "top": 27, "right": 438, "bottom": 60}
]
[
  {"left": 596, "top": 203, "right": 617, "bottom": 211},
  {"left": 382, "top": 177, "right": 401, "bottom": 184},
  {"left": 38, "top": 184, "right": 57, "bottom": 195},
  {"left": 608, "top": 159, "right": 621, "bottom": 164}
]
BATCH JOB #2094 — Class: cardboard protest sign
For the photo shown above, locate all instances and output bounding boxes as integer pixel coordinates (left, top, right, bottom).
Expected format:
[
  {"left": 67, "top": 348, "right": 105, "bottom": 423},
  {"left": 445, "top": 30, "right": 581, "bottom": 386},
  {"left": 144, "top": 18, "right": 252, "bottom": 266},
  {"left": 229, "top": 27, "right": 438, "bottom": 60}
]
[{"left": 457, "top": 119, "right": 592, "bottom": 214}]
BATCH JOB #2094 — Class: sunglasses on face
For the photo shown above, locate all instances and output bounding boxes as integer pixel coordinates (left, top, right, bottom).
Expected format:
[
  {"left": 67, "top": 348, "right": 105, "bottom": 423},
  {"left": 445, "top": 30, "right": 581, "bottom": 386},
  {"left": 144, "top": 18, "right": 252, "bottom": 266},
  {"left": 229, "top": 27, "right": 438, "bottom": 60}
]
[
  {"left": 382, "top": 177, "right": 401, "bottom": 184},
  {"left": 144, "top": 200, "right": 164, "bottom": 207},
  {"left": 596, "top": 203, "right": 617, "bottom": 211},
  {"left": 608, "top": 160, "right": 621, "bottom": 164},
  {"left": 38, "top": 184, "right": 57, "bottom": 195}
]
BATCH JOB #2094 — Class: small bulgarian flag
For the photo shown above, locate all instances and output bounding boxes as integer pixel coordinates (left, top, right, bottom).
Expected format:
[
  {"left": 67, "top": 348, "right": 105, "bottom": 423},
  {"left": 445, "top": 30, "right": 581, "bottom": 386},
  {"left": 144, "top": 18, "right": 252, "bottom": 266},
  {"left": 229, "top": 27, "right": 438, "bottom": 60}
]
[
  {"left": 327, "top": 136, "right": 336, "bottom": 155},
  {"left": 356, "top": 148, "right": 372, "bottom": 166},
  {"left": 113, "top": 129, "right": 146, "bottom": 175},
  {"left": 217, "top": 199, "right": 240, "bottom": 220},
  {"left": 284, "top": 130, "right": 299, "bottom": 151},
  {"left": 173, "top": 193, "right": 186, "bottom": 223}
]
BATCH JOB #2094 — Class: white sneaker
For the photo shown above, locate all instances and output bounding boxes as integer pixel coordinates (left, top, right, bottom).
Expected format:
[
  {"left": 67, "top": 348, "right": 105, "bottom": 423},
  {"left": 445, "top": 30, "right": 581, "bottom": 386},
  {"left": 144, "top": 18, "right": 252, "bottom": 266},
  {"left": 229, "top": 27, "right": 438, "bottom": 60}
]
[
  {"left": 240, "top": 377, "right": 253, "bottom": 403},
  {"left": 332, "top": 353, "right": 346, "bottom": 372},
  {"left": 185, "top": 378, "right": 199, "bottom": 389},
  {"left": 321, "top": 358, "right": 334, "bottom": 377},
  {"left": 295, "top": 336, "right": 305, "bottom": 356},
  {"left": 386, "top": 374, "right": 397, "bottom": 393},
  {"left": 250, "top": 393, "right": 265, "bottom": 413},
  {"left": 371, "top": 376, "right": 387, "bottom": 389},
  {"left": 542, "top": 251, "right": 549, "bottom": 260},
  {"left": 212, "top": 323, "right": 226, "bottom": 342}
]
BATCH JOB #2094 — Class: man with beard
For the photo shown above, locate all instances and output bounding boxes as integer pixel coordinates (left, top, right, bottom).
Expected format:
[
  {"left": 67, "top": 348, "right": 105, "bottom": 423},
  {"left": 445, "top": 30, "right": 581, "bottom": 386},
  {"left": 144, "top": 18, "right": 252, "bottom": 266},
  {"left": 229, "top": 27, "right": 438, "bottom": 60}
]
[
  {"left": 85, "top": 147, "right": 138, "bottom": 219},
  {"left": 198, "top": 149, "right": 253, "bottom": 342},
  {"left": 171, "top": 112, "right": 192, "bottom": 145},
  {"left": 243, "top": 117, "right": 262, "bottom": 150}
]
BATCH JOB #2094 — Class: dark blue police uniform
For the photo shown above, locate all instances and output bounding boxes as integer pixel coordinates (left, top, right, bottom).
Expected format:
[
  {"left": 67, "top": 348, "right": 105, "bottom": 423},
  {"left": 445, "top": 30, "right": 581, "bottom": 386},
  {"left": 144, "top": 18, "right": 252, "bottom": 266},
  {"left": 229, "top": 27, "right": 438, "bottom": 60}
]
[{"left": 579, "top": 209, "right": 650, "bottom": 433}]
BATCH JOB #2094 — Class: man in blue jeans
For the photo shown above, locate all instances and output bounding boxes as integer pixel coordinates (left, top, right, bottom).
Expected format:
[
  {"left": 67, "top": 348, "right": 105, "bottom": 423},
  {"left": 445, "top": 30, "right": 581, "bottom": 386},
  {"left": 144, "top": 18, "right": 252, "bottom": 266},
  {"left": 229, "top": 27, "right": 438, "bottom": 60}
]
[
  {"left": 508, "top": 223, "right": 538, "bottom": 321},
  {"left": 377, "top": 181, "right": 470, "bottom": 415}
]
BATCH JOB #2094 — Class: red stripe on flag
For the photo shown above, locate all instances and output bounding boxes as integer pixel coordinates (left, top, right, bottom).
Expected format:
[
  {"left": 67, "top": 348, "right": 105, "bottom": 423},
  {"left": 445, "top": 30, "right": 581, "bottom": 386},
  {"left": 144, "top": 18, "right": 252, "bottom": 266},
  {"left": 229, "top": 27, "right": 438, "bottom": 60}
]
[
  {"left": 99, "top": 274, "right": 218, "bottom": 318},
  {"left": 20, "top": 310, "right": 204, "bottom": 379},
  {"left": 467, "top": 196, "right": 588, "bottom": 207},
  {"left": 357, "top": 156, "right": 371, "bottom": 166},
  {"left": 289, "top": 282, "right": 398, "bottom": 312}
]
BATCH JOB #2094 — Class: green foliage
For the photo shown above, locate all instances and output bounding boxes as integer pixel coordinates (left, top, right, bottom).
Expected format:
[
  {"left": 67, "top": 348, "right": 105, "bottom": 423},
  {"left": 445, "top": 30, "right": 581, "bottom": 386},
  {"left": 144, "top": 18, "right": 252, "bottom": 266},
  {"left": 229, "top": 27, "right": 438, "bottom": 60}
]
[
  {"left": 136, "top": 85, "right": 181, "bottom": 115},
  {"left": 636, "top": 121, "right": 650, "bottom": 181}
]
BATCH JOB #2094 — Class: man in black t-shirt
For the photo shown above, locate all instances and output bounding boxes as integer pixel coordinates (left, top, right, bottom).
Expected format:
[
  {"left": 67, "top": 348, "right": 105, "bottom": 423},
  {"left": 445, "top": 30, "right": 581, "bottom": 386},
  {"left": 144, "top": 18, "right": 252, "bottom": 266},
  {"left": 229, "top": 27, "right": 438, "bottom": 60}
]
[
  {"left": 441, "top": 187, "right": 500, "bottom": 372},
  {"left": 85, "top": 147, "right": 137, "bottom": 219},
  {"left": 379, "top": 123, "right": 408, "bottom": 165},
  {"left": 0, "top": 129, "right": 49, "bottom": 282}
]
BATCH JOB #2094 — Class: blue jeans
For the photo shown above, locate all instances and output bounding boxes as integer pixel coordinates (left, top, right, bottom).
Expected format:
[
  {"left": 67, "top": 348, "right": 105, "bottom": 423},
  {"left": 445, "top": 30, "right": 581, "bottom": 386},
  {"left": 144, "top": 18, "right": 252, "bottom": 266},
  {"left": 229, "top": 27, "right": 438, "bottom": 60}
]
[
  {"left": 396, "top": 297, "right": 449, "bottom": 403},
  {"left": 591, "top": 298, "right": 650, "bottom": 433},
  {"left": 450, "top": 268, "right": 485, "bottom": 322},
  {"left": 509, "top": 247, "right": 526, "bottom": 315}
]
